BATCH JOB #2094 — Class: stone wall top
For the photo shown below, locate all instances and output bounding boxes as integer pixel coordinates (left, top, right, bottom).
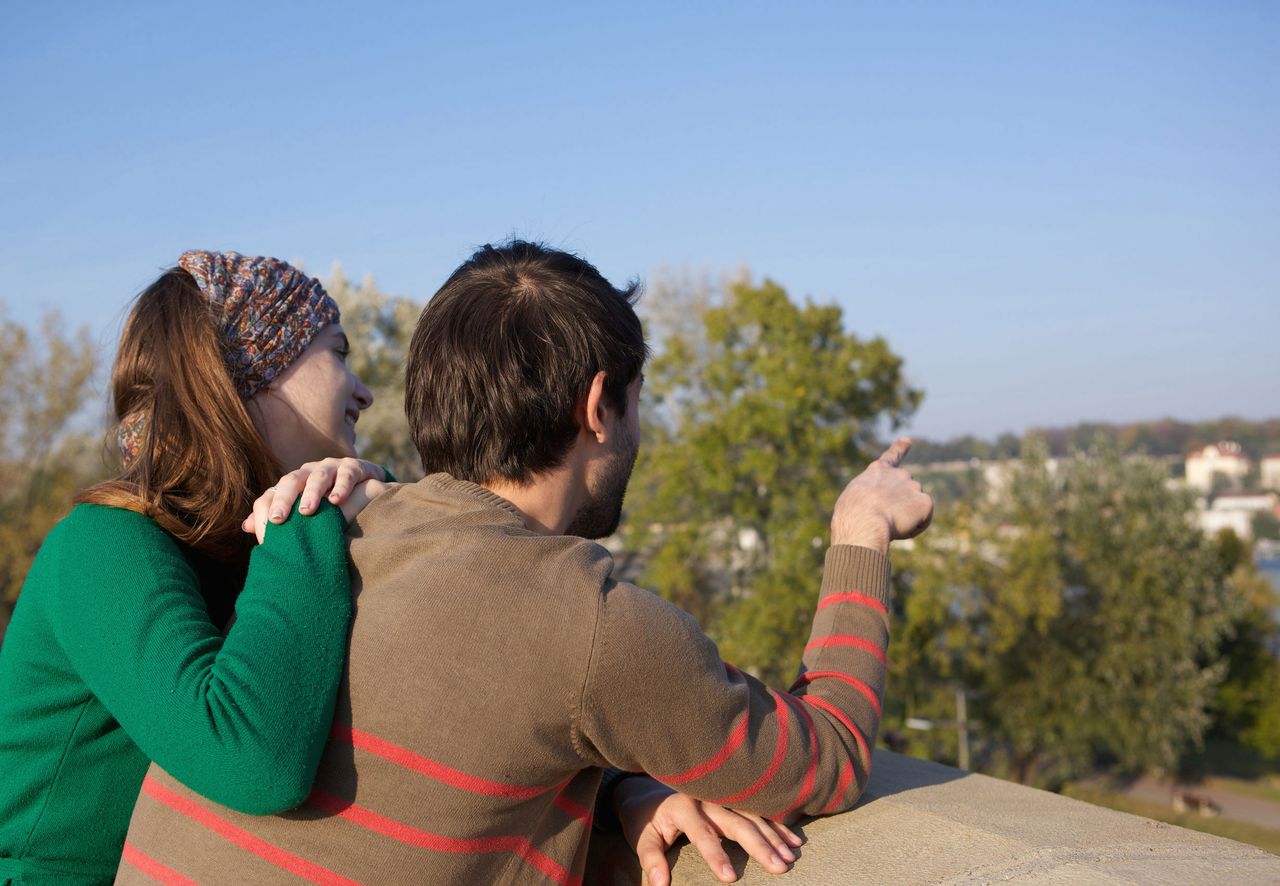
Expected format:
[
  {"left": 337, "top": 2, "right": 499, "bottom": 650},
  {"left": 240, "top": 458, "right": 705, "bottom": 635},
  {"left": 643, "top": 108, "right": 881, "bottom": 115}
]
[{"left": 589, "top": 750, "right": 1280, "bottom": 885}]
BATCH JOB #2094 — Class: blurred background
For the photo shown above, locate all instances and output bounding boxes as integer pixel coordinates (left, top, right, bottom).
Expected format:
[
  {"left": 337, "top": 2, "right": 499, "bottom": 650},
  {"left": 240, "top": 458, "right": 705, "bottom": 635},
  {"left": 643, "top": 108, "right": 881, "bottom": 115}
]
[{"left": 2, "top": 0, "right": 1277, "bottom": 853}]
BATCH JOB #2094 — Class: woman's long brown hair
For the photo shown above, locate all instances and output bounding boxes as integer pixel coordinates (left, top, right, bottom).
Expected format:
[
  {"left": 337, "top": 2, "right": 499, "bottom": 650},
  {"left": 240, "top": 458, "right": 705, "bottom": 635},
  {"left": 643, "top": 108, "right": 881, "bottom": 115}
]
[{"left": 76, "top": 269, "right": 282, "bottom": 563}]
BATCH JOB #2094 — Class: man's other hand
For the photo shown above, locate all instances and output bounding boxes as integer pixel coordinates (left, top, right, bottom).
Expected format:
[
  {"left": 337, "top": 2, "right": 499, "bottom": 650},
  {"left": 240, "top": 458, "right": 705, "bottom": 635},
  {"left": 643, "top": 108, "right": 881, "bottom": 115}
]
[
  {"left": 615, "top": 777, "right": 801, "bottom": 885},
  {"left": 830, "top": 437, "right": 933, "bottom": 553}
]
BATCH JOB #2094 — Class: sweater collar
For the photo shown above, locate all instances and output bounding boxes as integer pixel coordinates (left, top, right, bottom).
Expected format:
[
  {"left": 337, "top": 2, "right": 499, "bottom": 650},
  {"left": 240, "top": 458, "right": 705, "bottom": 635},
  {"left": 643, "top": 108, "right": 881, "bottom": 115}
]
[{"left": 421, "top": 473, "right": 526, "bottom": 523}]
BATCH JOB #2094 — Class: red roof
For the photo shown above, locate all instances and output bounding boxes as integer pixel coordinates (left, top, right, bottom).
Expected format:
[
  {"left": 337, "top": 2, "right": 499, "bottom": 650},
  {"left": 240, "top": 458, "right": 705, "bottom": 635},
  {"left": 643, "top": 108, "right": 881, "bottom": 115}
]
[{"left": 1188, "top": 442, "right": 1248, "bottom": 460}]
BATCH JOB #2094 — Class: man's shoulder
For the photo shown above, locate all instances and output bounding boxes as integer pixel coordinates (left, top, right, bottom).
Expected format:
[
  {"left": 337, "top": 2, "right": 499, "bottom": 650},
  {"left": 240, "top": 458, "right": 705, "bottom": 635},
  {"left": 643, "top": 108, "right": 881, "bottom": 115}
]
[
  {"left": 347, "top": 475, "right": 619, "bottom": 600},
  {"left": 347, "top": 474, "right": 523, "bottom": 549}
]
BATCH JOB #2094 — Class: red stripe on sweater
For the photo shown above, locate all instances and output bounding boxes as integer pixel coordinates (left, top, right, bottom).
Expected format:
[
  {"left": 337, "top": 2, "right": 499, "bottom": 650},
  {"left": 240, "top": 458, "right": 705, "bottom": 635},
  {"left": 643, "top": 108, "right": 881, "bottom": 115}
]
[
  {"left": 710, "top": 693, "right": 790, "bottom": 806},
  {"left": 332, "top": 723, "right": 554, "bottom": 800},
  {"left": 772, "top": 695, "right": 819, "bottom": 819},
  {"left": 790, "top": 670, "right": 882, "bottom": 715},
  {"left": 820, "top": 757, "right": 856, "bottom": 814},
  {"left": 553, "top": 786, "right": 593, "bottom": 828},
  {"left": 658, "top": 712, "right": 750, "bottom": 786},
  {"left": 308, "top": 789, "right": 571, "bottom": 885},
  {"left": 121, "top": 842, "right": 201, "bottom": 886},
  {"left": 817, "top": 591, "right": 888, "bottom": 615},
  {"left": 140, "top": 777, "right": 362, "bottom": 886},
  {"left": 800, "top": 696, "right": 871, "bottom": 770},
  {"left": 803, "top": 634, "right": 886, "bottom": 663}
]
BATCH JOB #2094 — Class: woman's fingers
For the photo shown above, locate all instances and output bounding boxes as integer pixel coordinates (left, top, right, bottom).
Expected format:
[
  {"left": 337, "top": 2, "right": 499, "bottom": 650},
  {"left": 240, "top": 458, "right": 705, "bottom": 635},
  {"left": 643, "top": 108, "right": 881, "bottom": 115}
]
[
  {"left": 298, "top": 463, "right": 335, "bottom": 514},
  {"left": 299, "top": 458, "right": 381, "bottom": 509},
  {"left": 338, "top": 479, "right": 395, "bottom": 524},
  {"left": 325, "top": 462, "right": 360, "bottom": 506},
  {"left": 248, "top": 488, "right": 276, "bottom": 545},
  {"left": 247, "top": 460, "right": 389, "bottom": 541},
  {"left": 270, "top": 469, "right": 308, "bottom": 521}
]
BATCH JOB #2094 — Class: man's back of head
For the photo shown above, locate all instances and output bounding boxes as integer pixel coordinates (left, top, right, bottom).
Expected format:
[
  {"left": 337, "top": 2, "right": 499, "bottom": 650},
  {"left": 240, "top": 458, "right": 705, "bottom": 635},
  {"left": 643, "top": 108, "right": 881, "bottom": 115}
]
[{"left": 405, "top": 240, "right": 649, "bottom": 487}]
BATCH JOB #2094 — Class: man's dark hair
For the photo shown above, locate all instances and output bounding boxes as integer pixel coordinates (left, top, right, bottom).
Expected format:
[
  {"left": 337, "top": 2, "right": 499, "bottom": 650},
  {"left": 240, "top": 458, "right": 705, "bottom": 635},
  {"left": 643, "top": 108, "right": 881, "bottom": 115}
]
[{"left": 406, "top": 240, "right": 648, "bottom": 484}]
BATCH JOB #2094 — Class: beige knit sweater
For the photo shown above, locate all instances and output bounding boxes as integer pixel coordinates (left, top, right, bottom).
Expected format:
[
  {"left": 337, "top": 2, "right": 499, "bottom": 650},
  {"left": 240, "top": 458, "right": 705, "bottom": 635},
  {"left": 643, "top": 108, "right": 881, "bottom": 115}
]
[{"left": 118, "top": 474, "right": 892, "bottom": 885}]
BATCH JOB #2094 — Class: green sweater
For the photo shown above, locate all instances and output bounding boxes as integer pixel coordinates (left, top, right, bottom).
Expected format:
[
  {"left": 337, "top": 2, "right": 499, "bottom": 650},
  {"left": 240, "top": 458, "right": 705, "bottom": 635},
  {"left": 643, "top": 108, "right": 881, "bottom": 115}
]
[{"left": 0, "top": 502, "right": 352, "bottom": 886}]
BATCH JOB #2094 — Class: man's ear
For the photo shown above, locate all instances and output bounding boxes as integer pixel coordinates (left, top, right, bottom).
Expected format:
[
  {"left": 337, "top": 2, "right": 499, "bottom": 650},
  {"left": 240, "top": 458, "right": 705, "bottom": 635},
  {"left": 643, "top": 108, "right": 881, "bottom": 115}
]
[{"left": 582, "top": 371, "right": 610, "bottom": 443}]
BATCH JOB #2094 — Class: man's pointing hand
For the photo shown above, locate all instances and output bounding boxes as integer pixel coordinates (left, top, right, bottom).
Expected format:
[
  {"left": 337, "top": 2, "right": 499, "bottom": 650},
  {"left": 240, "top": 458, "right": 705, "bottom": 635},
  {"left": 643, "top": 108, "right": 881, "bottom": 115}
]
[{"left": 830, "top": 437, "right": 933, "bottom": 553}]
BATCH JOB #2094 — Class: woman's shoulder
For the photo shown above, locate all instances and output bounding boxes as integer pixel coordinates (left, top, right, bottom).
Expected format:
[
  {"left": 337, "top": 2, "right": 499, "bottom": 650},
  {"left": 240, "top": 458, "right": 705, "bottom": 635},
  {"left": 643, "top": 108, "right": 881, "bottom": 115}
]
[
  {"left": 19, "top": 504, "right": 194, "bottom": 616},
  {"left": 45, "top": 502, "right": 180, "bottom": 555}
]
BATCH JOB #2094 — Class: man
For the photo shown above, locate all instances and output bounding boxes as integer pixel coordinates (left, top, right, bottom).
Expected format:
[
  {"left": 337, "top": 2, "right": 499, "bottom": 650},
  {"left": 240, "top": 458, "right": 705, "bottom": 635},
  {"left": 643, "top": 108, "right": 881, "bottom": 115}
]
[{"left": 119, "top": 241, "right": 932, "bottom": 884}]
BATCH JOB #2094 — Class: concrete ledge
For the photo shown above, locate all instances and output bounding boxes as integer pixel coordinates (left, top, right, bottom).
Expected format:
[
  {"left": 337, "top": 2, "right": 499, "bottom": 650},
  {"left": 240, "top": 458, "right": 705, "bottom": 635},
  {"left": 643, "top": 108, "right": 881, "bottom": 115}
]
[{"left": 586, "top": 751, "right": 1280, "bottom": 885}]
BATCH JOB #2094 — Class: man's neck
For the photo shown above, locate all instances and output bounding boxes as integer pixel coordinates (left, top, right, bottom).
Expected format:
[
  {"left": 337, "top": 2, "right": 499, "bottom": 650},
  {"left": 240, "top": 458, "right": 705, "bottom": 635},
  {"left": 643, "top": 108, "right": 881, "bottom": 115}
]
[{"left": 482, "top": 466, "right": 580, "bottom": 536}]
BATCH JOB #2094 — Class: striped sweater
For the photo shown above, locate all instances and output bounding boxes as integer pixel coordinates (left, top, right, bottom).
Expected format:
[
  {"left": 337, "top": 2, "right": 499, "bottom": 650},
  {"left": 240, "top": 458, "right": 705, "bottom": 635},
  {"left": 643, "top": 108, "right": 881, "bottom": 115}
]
[{"left": 118, "top": 473, "right": 892, "bottom": 885}]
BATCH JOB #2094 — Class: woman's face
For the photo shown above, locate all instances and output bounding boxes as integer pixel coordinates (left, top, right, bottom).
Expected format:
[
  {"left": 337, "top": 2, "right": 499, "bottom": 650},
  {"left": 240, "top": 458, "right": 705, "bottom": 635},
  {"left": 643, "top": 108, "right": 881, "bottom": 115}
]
[{"left": 248, "top": 323, "right": 374, "bottom": 470}]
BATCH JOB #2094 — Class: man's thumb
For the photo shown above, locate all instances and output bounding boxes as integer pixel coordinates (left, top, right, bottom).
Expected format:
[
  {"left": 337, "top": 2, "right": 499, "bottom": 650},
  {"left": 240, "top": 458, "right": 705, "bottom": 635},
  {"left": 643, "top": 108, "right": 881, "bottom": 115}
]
[{"left": 635, "top": 830, "right": 671, "bottom": 886}]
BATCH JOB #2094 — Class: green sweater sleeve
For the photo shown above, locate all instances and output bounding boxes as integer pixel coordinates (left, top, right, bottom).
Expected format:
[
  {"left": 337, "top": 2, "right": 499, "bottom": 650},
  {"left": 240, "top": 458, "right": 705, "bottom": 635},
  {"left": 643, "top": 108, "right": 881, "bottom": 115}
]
[{"left": 46, "top": 503, "right": 351, "bottom": 814}]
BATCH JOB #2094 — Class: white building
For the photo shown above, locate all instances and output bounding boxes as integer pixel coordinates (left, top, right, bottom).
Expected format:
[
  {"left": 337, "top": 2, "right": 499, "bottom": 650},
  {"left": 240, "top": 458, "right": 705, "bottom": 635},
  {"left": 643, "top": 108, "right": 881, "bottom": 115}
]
[
  {"left": 1185, "top": 442, "right": 1251, "bottom": 493},
  {"left": 1262, "top": 455, "right": 1280, "bottom": 491},
  {"left": 1197, "top": 491, "right": 1278, "bottom": 540}
]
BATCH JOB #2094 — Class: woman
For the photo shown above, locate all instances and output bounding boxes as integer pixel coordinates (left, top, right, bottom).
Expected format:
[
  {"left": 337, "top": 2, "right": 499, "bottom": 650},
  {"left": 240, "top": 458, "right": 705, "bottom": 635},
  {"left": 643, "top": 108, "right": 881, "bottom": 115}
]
[{"left": 0, "top": 251, "right": 389, "bottom": 886}]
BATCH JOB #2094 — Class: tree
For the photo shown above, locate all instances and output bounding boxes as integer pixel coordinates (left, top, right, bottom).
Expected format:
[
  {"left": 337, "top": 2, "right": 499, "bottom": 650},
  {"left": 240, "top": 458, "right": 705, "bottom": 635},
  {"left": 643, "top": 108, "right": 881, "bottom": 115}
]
[
  {"left": 621, "top": 274, "right": 920, "bottom": 683},
  {"left": 1202, "top": 529, "right": 1280, "bottom": 760},
  {"left": 893, "top": 442, "right": 1240, "bottom": 784},
  {"left": 1251, "top": 510, "right": 1280, "bottom": 542},
  {"left": 0, "top": 308, "right": 104, "bottom": 637},
  {"left": 324, "top": 267, "right": 425, "bottom": 482}
]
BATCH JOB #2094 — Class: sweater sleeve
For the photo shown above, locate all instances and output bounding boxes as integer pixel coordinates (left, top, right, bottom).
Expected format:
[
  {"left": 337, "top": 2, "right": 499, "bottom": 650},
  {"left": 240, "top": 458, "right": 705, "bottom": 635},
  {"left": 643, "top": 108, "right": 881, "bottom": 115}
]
[
  {"left": 574, "top": 545, "right": 890, "bottom": 822},
  {"left": 47, "top": 503, "right": 351, "bottom": 814}
]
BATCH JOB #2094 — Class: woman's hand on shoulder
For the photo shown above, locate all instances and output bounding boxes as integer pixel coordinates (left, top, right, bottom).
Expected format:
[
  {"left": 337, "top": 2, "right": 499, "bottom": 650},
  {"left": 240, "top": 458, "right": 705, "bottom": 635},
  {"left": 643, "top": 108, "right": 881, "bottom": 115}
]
[
  {"left": 242, "top": 458, "right": 395, "bottom": 543},
  {"left": 334, "top": 477, "right": 395, "bottom": 527}
]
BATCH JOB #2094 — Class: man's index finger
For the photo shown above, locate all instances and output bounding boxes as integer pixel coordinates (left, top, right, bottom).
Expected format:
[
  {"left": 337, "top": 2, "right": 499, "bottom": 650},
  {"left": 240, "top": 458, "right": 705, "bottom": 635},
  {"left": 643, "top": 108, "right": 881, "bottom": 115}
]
[{"left": 879, "top": 437, "right": 912, "bottom": 467}]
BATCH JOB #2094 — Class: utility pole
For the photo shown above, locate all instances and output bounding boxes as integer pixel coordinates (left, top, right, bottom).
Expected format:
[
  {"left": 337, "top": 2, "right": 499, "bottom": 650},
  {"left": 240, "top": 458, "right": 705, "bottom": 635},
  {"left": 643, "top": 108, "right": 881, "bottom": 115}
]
[{"left": 904, "top": 685, "right": 973, "bottom": 771}]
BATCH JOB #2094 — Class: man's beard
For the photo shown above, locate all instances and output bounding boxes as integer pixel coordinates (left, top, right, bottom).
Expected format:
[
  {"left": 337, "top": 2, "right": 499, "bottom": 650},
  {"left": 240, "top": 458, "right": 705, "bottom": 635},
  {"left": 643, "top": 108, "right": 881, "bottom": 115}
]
[{"left": 565, "top": 419, "right": 639, "bottom": 540}]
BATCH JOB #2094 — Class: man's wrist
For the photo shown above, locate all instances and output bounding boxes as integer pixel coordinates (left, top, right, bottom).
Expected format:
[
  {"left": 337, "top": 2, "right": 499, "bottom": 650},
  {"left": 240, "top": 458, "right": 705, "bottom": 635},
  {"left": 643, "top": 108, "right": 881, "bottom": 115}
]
[{"left": 831, "top": 515, "right": 890, "bottom": 553}]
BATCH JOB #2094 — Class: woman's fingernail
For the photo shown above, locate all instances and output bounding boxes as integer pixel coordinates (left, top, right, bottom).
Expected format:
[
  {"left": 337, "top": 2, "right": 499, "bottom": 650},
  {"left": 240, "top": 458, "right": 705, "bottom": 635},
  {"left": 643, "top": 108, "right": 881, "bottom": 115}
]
[
  {"left": 720, "top": 862, "right": 736, "bottom": 880},
  {"left": 779, "top": 846, "right": 795, "bottom": 862},
  {"left": 771, "top": 851, "right": 786, "bottom": 867},
  {"left": 270, "top": 510, "right": 283, "bottom": 521}
]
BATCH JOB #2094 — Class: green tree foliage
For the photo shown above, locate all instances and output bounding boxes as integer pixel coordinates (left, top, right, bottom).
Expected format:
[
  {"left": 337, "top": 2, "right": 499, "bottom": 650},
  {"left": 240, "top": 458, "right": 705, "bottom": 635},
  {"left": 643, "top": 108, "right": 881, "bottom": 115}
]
[
  {"left": 893, "top": 443, "right": 1240, "bottom": 785},
  {"left": 324, "top": 267, "right": 425, "bottom": 481},
  {"left": 1203, "top": 530, "right": 1280, "bottom": 759},
  {"left": 912, "top": 417, "right": 1280, "bottom": 464},
  {"left": 1251, "top": 510, "right": 1280, "bottom": 542},
  {"left": 622, "top": 275, "right": 920, "bottom": 683},
  {"left": 0, "top": 309, "right": 105, "bottom": 635}
]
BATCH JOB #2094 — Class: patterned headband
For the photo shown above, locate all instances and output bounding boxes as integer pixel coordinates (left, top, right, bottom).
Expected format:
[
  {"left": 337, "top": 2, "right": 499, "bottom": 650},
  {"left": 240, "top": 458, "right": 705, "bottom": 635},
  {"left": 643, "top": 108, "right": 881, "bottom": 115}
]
[{"left": 116, "top": 250, "right": 340, "bottom": 465}]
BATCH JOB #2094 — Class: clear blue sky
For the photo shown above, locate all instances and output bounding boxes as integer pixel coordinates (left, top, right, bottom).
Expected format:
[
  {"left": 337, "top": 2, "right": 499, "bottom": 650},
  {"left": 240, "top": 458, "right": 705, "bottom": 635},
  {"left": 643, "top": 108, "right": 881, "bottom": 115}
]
[{"left": 2, "top": 1, "right": 1276, "bottom": 439}]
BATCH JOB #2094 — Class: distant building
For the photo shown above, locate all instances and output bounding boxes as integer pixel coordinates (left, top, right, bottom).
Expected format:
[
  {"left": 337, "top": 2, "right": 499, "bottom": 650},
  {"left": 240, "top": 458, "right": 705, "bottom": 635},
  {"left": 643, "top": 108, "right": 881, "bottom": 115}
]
[
  {"left": 980, "top": 458, "right": 1060, "bottom": 502},
  {"left": 1197, "top": 491, "right": 1278, "bottom": 539},
  {"left": 1185, "top": 442, "right": 1251, "bottom": 493},
  {"left": 1262, "top": 455, "right": 1280, "bottom": 491}
]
